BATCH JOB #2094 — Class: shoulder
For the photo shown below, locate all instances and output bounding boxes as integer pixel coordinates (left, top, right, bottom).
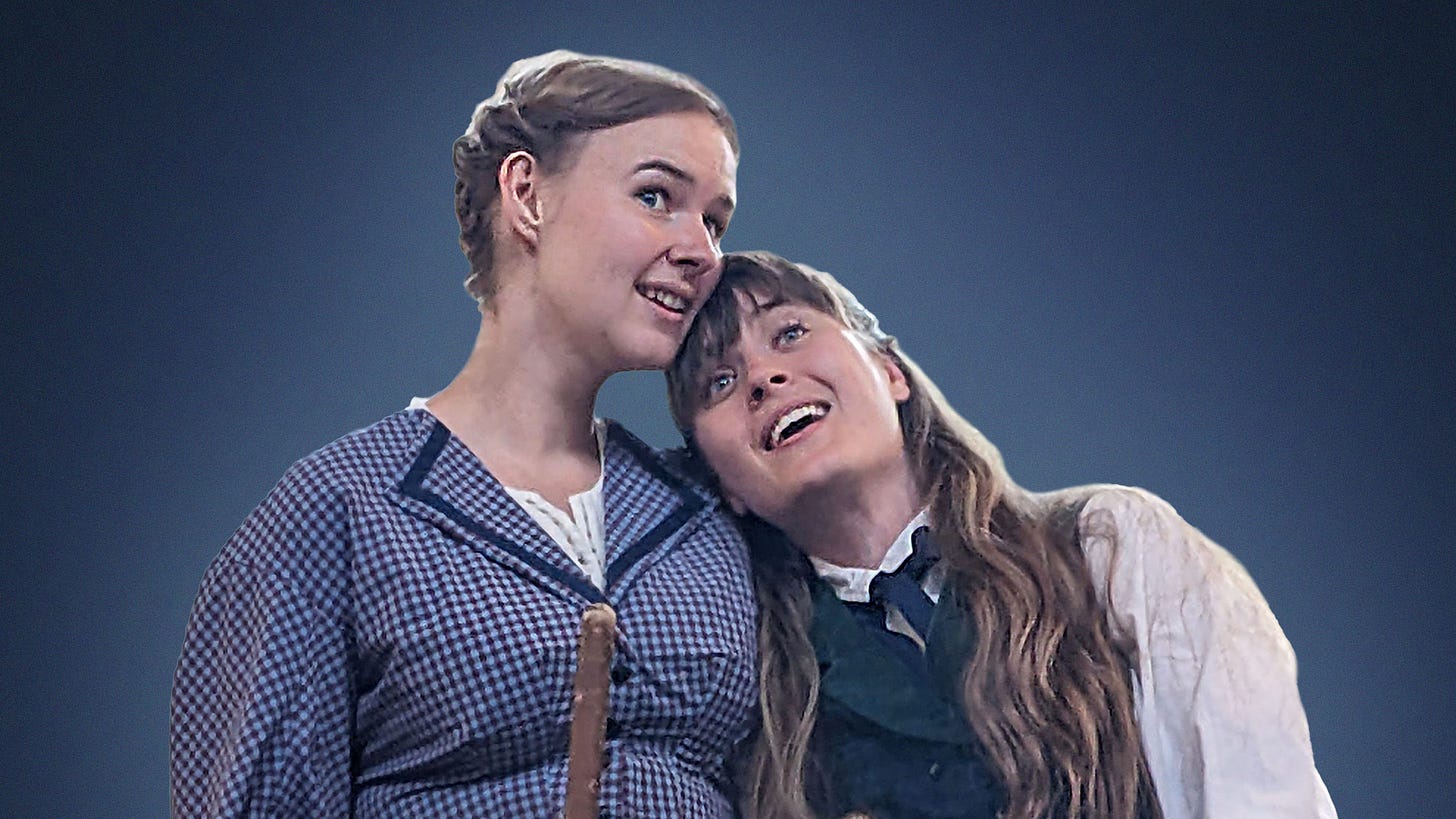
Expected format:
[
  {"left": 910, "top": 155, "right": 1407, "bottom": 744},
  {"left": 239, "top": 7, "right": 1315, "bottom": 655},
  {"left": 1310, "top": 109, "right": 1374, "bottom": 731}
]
[
  {"left": 1051, "top": 485, "right": 1267, "bottom": 632},
  {"left": 1037, "top": 483, "right": 1208, "bottom": 565},
  {"left": 1059, "top": 494, "right": 1329, "bottom": 817},
  {"left": 220, "top": 410, "right": 433, "bottom": 573},
  {"left": 282, "top": 409, "right": 433, "bottom": 494},
  {"left": 1028, "top": 483, "right": 1179, "bottom": 532},
  {"left": 1078, "top": 485, "right": 1190, "bottom": 555}
]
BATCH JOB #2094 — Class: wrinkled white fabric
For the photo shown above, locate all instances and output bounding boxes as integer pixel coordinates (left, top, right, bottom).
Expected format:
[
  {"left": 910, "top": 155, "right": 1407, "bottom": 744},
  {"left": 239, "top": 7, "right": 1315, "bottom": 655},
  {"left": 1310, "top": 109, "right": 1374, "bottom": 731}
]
[
  {"left": 1076, "top": 485, "right": 1337, "bottom": 818},
  {"left": 503, "top": 474, "right": 607, "bottom": 589}
]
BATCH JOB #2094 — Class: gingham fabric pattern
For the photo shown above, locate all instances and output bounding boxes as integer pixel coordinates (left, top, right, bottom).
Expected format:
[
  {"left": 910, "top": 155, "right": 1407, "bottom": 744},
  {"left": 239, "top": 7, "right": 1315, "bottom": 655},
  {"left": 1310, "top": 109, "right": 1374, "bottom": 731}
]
[{"left": 171, "top": 410, "right": 758, "bottom": 817}]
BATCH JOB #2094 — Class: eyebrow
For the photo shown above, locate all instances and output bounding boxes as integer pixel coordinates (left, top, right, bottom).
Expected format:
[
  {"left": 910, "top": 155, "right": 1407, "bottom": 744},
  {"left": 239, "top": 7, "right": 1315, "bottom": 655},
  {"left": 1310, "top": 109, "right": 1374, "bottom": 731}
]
[
  {"left": 747, "top": 296, "right": 787, "bottom": 315},
  {"left": 634, "top": 158, "right": 691, "bottom": 182},
  {"left": 633, "top": 159, "right": 736, "bottom": 214}
]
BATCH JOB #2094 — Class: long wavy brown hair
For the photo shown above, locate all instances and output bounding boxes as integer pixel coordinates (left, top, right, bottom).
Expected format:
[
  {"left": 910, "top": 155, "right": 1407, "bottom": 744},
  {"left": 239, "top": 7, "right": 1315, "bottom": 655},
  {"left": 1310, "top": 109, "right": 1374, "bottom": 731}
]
[{"left": 666, "top": 251, "right": 1162, "bottom": 819}]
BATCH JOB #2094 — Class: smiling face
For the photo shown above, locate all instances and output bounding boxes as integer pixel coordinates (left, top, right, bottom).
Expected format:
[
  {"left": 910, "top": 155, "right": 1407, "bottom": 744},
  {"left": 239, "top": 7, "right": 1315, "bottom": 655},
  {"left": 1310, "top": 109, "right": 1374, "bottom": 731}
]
[
  {"left": 527, "top": 111, "right": 737, "bottom": 373},
  {"left": 682, "top": 291, "right": 912, "bottom": 525}
]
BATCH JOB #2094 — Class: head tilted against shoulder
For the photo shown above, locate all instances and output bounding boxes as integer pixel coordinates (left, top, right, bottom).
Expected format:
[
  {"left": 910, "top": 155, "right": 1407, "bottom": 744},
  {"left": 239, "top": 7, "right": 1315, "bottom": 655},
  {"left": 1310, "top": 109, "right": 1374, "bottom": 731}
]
[
  {"left": 667, "top": 251, "right": 1161, "bottom": 819},
  {"left": 667, "top": 249, "right": 1018, "bottom": 523},
  {"left": 454, "top": 50, "right": 738, "bottom": 304}
]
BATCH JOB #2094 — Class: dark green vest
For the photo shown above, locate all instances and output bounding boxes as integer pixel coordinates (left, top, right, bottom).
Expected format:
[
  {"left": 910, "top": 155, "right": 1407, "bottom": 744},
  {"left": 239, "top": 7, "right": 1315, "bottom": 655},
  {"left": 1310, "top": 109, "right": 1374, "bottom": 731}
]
[{"left": 806, "top": 578, "right": 1004, "bottom": 819}]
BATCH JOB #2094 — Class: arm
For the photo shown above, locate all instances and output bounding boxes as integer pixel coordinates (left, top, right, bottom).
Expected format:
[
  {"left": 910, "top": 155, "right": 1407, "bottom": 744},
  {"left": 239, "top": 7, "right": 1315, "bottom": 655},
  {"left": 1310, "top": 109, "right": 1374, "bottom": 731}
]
[
  {"left": 1078, "top": 487, "right": 1336, "bottom": 819},
  {"left": 170, "top": 471, "right": 355, "bottom": 818}
]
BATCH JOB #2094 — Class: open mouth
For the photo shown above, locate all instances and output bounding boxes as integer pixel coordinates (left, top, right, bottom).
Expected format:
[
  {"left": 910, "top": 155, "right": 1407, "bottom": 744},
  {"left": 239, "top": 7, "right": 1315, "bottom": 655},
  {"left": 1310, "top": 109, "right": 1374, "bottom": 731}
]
[
  {"left": 763, "top": 402, "right": 829, "bottom": 451},
  {"left": 637, "top": 284, "right": 689, "bottom": 315}
]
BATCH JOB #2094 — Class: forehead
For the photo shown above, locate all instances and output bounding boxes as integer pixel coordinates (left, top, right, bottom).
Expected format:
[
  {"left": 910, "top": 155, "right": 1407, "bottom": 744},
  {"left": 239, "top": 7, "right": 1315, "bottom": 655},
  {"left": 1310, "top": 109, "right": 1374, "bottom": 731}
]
[
  {"left": 573, "top": 111, "right": 737, "bottom": 191},
  {"left": 708, "top": 293, "right": 830, "bottom": 360},
  {"left": 690, "top": 266, "right": 832, "bottom": 351},
  {"left": 709, "top": 294, "right": 781, "bottom": 355},
  {"left": 734, "top": 292, "right": 805, "bottom": 328}
]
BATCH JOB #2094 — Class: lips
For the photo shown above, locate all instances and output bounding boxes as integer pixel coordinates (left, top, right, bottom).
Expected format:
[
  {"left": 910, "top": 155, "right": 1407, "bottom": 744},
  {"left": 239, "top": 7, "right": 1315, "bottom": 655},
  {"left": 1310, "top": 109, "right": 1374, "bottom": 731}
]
[
  {"left": 762, "top": 401, "right": 829, "bottom": 450},
  {"left": 637, "top": 283, "right": 691, "bottom": 314}
]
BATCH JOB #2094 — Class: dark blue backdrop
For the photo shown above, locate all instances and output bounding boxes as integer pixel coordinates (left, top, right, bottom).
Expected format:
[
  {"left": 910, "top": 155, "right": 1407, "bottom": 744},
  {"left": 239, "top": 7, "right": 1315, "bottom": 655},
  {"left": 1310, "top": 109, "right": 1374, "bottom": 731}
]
[{"left": 5, "top": 2, "right": 1452, "bottom": 816}]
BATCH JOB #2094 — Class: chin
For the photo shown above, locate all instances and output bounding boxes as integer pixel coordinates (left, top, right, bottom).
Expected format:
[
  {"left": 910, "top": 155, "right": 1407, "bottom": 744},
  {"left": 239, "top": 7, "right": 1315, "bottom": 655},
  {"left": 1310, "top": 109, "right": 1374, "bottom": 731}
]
[
  {"left": 609, "top": 346, "right": 675, "bottom": 374},
  {"left": 758, "top": 460, "right": 843, "bottom": 512},
  {"left": 618, "top": 329, "right": 685, "bottom": 370}
]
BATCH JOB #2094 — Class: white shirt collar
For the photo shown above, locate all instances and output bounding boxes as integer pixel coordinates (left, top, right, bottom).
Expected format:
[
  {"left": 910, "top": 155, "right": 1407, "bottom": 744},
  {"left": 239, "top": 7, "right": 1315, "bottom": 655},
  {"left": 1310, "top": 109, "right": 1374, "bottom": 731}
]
[{"left": 808, "top": 509, "right": 931, "bottom": 603}]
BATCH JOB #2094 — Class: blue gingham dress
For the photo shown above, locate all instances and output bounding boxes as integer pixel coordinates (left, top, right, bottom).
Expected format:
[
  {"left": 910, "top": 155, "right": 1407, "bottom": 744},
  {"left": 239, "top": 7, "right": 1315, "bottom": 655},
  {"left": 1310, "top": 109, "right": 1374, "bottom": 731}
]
[{"left": 171, "top": 410, "right": 759, "bottom": 817}]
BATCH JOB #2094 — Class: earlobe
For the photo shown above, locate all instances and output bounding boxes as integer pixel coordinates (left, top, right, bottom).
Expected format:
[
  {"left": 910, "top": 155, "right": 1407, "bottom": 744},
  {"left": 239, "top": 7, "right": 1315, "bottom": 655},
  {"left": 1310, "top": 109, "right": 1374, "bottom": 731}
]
[{"left": 498, "top": 150, "right": 544, "bottom": 248}]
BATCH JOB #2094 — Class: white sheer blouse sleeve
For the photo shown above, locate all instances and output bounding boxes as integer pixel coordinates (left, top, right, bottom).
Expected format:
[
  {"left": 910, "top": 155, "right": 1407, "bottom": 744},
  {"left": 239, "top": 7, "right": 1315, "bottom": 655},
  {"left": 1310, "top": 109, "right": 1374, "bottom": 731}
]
[{"left": 1076, "top": 486, "right": 1336, "bottom": 819}]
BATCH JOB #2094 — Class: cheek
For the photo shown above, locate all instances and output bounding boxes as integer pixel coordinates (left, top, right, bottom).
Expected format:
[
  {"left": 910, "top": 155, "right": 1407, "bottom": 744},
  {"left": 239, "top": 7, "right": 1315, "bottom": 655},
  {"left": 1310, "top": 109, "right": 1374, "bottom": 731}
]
[
  {"left": 693, "top": 420, "right": 756, "bottom": 488},
  {"left": 555, "top": 198, "right": 629, "bottom": 255}
]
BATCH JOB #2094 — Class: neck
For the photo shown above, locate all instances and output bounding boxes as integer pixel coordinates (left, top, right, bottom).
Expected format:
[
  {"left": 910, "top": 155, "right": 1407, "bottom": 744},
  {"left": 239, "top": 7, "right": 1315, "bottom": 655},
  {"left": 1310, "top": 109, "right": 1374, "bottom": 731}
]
[
  {"left": 425, "top": 301, "right": 606, "bottom": 493},
  {"left": 772, "top": 454, "right": 923, "bottom": 569}
]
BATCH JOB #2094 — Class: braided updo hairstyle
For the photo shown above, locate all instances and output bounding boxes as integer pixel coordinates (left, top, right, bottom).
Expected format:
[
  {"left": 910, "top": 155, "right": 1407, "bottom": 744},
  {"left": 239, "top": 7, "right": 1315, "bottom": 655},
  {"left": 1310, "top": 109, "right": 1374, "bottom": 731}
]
[{"left": 453, "top": 50, "right": 738, "bottom": 304}]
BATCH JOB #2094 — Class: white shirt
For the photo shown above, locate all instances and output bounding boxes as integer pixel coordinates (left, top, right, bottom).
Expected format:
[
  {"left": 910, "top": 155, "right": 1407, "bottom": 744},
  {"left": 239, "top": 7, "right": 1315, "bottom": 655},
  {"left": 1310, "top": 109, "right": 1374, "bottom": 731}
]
[
  {"left": 809, "top": 509, "right": 940, "bottom": 643},
  {"left": 409, "top": 398, "right": 609, "bottom": 590},
  {"left": 807, "top": 487, "right": 1336, "bottom": 819},
  {"left": 1075, "top": 485, "right": 1336, "bottom": 818}
]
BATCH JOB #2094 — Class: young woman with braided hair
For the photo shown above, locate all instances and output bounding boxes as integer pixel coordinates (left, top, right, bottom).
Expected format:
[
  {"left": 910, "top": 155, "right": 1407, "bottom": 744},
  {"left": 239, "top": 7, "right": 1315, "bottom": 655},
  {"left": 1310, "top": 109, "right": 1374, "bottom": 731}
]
[{"left": 173, "top": 52, "right": 756, "bottom": 816}]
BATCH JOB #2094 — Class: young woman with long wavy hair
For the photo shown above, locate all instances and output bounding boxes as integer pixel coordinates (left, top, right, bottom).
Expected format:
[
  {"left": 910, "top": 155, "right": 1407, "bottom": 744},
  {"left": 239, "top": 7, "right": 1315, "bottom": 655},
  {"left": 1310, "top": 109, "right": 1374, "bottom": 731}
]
[{"left": 667, "top": 251, "right": 1334, "bottom": 819}]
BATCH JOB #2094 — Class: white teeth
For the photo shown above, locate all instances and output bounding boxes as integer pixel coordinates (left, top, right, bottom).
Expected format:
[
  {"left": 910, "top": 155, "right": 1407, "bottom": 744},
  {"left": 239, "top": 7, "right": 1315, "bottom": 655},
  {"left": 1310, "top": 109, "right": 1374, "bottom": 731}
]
[
  {"left": 643, "top": 286, "right": 686, "bottom": 312},
  {"left": 769, "top": 404, "right": 827, "bottom": 449}
]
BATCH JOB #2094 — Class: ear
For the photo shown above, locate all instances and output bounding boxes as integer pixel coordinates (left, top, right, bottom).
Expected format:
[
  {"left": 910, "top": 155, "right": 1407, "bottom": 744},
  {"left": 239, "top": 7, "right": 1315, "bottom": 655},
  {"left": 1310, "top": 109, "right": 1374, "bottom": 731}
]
[
  {"left": 880, "top": 351, "right": 911, "bottom": 404},
  {"left": 497, "top": 150, "right": 545, "bottom": 249}
]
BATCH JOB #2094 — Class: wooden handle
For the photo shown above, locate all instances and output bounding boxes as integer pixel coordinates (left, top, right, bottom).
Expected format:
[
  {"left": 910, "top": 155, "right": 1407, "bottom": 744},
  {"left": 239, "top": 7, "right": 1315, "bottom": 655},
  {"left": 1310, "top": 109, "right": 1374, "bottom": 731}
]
[{"left": 562, "top": 603, "right": 618, "bottom": 819}]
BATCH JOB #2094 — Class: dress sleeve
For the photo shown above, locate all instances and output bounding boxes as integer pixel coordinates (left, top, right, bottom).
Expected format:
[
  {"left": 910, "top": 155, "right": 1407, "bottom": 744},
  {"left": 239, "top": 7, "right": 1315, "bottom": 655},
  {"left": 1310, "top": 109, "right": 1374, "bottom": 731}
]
[
  {"left": 1077, "top": 487, "right": 1336, "bottom": 819},
  {"left": 170, "top": 471, "right": 355, "bottom": 818}
]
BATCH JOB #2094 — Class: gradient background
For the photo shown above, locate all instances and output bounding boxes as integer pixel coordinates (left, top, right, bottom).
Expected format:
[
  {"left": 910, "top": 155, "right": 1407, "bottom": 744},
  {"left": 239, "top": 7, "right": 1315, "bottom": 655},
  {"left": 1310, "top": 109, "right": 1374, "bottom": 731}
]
[{"left": 5, "top": 2, "right": 1452, "bottom": 816}]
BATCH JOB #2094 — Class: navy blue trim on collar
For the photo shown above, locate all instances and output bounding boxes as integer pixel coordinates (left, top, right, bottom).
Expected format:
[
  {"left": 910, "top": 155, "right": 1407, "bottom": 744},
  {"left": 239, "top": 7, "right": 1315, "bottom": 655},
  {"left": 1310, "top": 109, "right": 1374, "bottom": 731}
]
[
  {"left": 605, "top": 502, "right": 702, "bottom": 589},
  {"left": 398, "top": 420, "right": 607, "bottom": 605},
  {"left": 602, "top": 423, "right": 707, "bottom": 591}
]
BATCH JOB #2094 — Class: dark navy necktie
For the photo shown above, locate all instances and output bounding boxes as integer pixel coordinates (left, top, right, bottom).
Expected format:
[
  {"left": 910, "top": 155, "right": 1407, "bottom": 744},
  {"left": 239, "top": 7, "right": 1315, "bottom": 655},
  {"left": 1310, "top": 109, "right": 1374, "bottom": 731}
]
[{"left": 868, "top": 526, "right": 939, "bottom": 641}]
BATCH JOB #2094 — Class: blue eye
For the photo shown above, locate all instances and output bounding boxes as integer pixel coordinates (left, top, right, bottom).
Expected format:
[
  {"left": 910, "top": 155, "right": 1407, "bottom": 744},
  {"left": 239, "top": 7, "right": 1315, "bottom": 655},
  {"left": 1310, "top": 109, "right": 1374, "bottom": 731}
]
[
  {"left": 707, "top": 371, "right": 735, "bottom": 396},
  {"left": 776, "top": 322, "right": 807, "bottom": 346},
  {"left": 637, "top": 188, "right": 667, "bottom": 210}
]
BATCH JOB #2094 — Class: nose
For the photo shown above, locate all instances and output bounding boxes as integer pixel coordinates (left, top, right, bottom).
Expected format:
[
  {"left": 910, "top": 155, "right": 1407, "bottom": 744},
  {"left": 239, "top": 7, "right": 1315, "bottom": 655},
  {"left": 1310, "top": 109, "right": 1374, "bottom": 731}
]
[
  {"left": 666, "top": 215, "right": 720, "bottom": 281},
  {"left": 748, "top": 371, "right": 788, "bottom": 405}
]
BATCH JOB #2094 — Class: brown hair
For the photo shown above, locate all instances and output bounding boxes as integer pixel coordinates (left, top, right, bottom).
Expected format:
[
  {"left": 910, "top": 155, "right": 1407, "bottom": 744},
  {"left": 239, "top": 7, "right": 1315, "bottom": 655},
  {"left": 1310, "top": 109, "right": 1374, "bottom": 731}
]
[
  {"left": 453, "top": 50, "right": 738, "bottom": 304},
  {"left": 667, "top": 251, "right": 1162, "bottom": 819}
]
